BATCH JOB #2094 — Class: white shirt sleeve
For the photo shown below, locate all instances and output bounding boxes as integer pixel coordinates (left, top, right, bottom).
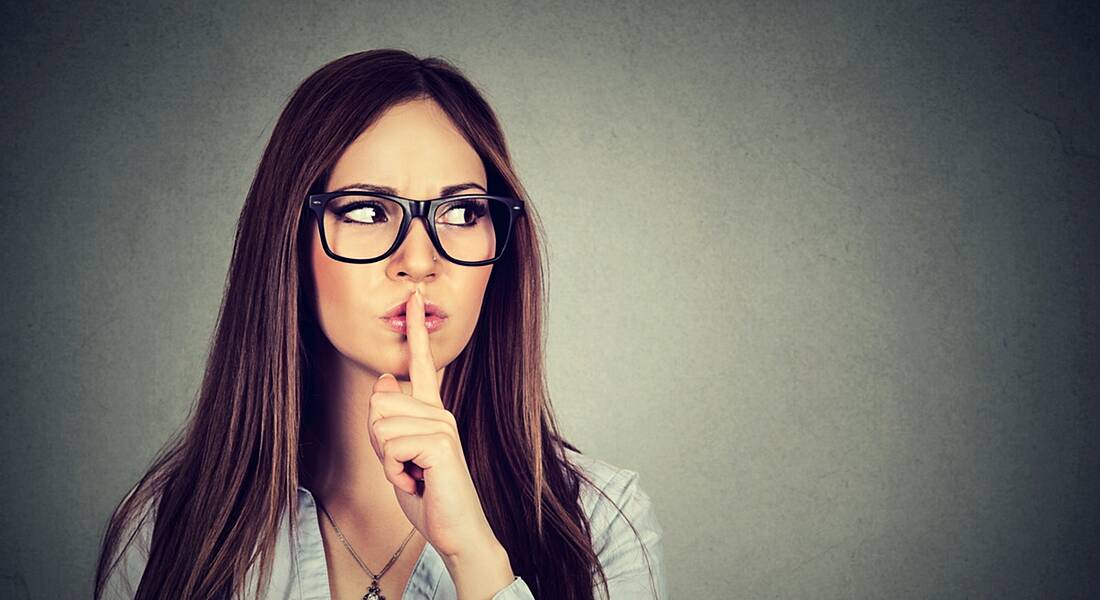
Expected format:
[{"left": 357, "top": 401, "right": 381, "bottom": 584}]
[
  {"left": 490, "top": 575, "right": 536, "bottom": 599},
  {"left": 491, "top": 466, "right": 668, "bottom": 600}
]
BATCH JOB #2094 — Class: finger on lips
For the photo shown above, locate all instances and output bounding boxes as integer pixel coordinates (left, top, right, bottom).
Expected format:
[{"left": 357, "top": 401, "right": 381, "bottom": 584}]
[
  {"left": 369, "top": 288, "right": 445, "bottom": 491},
  {"left": 406, "top": 289, "right": 443, "bottom": 407}
]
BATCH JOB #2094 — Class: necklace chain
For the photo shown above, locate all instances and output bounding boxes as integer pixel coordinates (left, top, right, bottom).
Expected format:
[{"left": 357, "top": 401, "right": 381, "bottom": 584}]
[{"left": 316, "top": 498, "right": 418, "bottom": 600}]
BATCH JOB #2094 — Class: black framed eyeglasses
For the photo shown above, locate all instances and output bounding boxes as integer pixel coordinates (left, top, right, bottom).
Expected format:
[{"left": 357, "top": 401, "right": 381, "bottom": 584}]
[{"left": 304, "top": 191, "right": 525, "bottom": 266}]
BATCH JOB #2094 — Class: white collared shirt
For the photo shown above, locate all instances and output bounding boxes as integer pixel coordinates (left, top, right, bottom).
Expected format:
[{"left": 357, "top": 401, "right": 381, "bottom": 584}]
[{"left": 103, "top": 448, "right": 667, "bottom": 599}]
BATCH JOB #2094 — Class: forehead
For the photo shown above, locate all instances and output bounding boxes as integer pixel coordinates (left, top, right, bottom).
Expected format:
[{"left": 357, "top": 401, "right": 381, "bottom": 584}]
[{"left": 326, "top": 98, "right": 486, "bottom": 195}]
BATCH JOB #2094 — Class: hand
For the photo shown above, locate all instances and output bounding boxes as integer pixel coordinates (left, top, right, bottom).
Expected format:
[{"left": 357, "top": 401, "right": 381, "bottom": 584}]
[{"left": 368, "top": 288, "right": 501, "bottom": 560}]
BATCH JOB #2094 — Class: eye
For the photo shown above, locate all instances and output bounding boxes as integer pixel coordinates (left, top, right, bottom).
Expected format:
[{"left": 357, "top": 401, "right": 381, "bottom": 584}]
[
  {"left": 437, "top": 199, "right": 488, "bottom": 227},
  {"left": 332, "top": 200, "right": 393, "bottom": 225}
]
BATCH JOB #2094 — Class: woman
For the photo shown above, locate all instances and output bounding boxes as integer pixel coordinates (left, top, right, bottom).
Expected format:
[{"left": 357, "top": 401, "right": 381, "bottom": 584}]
[{"left": 94, "top": 49, "right": 665, "bottom": 600}]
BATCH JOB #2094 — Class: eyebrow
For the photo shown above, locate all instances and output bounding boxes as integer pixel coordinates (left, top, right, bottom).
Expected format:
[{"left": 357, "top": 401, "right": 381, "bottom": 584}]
[{"left": 331, "top": 181, "right": 487, "bottom": 197}]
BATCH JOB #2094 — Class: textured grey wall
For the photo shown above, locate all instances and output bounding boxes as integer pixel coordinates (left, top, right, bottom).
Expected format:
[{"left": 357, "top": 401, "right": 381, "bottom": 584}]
[{"left": 1, "top": 1, "right": 1097, "bottom": 598}]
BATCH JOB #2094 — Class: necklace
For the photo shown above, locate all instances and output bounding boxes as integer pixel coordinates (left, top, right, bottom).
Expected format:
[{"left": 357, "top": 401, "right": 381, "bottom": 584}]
[{"left": 316, "top": 499, "right": 418, "bottom": 600}]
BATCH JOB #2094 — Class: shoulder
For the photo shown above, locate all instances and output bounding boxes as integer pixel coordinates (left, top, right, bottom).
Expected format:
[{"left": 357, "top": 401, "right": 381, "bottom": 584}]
[
  {"left": 563, "top": 446, "right": 633, "bottom": 497},
  {"left": 560, "top": 447, "right": 667, "bottom": 597},
  {"left": 561, "top": 447, "right": 660, "bottom": 535}
]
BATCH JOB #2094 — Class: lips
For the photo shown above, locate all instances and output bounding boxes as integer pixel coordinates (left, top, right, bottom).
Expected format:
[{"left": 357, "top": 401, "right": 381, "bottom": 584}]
[{"left": 380, "top": 294, "right": 448, "bottom": 319}]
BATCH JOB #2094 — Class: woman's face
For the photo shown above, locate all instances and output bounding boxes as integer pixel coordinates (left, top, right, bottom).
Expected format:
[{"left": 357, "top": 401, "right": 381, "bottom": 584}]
[{"left": 310, "top": 97, "right": 493, "bottom": 380}]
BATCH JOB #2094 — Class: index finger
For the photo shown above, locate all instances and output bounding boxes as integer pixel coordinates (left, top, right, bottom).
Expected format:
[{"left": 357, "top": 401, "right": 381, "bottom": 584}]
[{"left": 405, "top": 288, "right": 442, "bottom": 407}]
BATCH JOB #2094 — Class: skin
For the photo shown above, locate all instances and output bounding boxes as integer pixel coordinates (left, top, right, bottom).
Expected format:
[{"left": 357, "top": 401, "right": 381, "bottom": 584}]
[{"left": 304, "top": 97, "right": 512, "bottom": 599}]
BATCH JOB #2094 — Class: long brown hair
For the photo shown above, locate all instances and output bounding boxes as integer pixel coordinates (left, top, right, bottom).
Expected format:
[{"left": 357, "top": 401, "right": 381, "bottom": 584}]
[{"left": 94, "top": 49, "right": 657, "bottom": 600}]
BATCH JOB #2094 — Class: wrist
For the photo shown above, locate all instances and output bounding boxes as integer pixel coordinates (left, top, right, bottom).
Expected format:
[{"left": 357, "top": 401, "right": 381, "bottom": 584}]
[{"left": 444, "top": 538, "right": 515, "bottom": 600}]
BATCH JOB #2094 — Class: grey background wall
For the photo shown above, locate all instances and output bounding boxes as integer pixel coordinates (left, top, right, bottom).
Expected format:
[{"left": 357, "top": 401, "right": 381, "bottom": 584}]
[{"left": 1, "top": 1, "right": 1097, "bottom": 598}]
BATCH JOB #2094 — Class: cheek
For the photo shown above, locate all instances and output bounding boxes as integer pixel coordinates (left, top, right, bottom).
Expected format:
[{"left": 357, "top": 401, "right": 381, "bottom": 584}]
[
  {"left": 457, "top": 267, "right": 493, "bottom": 325},
  {"left": 311, "top": 236, "right": 350, "bottom": 316},
  {"left": 310, "top": 234, "right": 377, "bottom": 344}
]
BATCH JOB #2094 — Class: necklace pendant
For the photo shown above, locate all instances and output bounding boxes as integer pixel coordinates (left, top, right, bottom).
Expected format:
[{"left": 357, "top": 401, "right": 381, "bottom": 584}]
[{"left": 363, "top": 578, "right": 385, "bottom": 600}]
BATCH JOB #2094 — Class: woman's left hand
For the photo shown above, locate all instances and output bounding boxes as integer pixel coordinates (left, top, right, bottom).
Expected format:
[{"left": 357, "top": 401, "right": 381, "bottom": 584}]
[{"left": 367, "top": 288, "right": 501, "bottom": 560}]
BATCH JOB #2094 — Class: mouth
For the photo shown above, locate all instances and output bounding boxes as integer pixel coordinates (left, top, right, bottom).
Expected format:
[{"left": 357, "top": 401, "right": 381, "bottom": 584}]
[
  {"left": 379, "top": 294, "right": 449, "bottom": 334},
  {"left": 380, "top": 296, "right": 448, "bottom": 319}
]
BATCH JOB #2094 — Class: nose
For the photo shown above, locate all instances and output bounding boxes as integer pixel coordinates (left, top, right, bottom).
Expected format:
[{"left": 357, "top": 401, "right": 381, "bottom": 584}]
[{"left": 387, "top": 216, "right": 439, "bottom": 281}]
